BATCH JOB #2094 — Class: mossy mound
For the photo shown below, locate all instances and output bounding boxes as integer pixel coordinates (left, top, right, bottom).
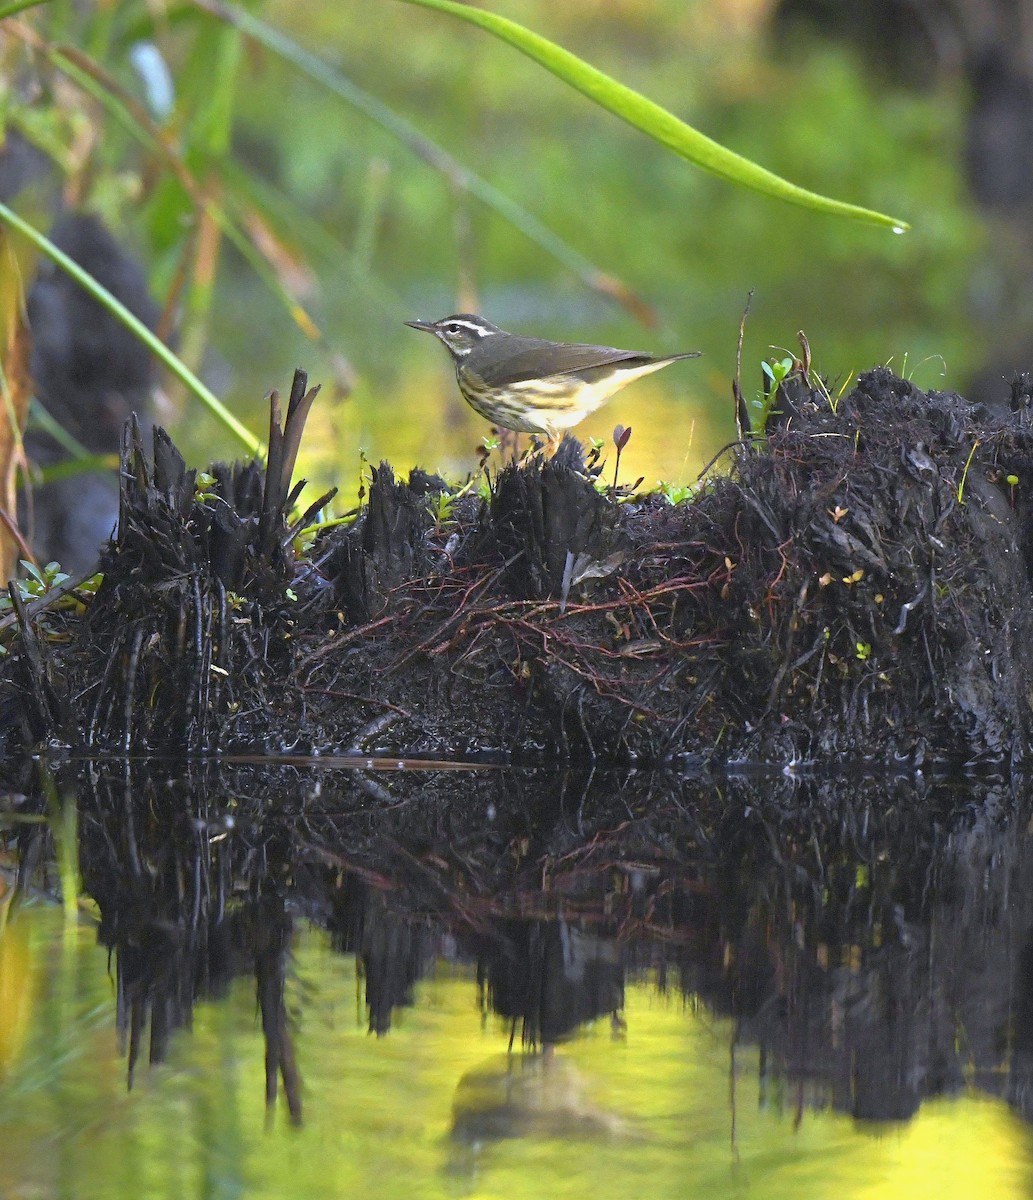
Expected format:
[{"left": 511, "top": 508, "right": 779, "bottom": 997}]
[{"left": 5, "top": 366, "right": 1033, "bottom": 765}]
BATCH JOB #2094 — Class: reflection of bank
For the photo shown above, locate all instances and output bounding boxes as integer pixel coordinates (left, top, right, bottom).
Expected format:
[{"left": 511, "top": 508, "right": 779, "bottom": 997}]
[
  {"left": 674, "top": 779, "right": 1033, "bottom": 1127},
  {"left": 32, "top": 757, "right": 1033, "bottom": 1132},
  {"left": 479, "top": 919, "right": 624, "bottom": 1049},
  {"left": 76, "top": 769, "right": 304, "bottom": 1122}
]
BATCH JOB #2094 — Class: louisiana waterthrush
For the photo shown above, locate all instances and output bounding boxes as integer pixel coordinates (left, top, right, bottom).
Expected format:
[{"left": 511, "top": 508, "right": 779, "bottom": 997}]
[{"left": 404, "top": 314, "right": 700, "bottom": 438}]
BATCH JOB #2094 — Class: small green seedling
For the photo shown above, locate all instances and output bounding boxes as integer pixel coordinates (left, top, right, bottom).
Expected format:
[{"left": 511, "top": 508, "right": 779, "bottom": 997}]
[
  {"left": 194, "top": 470, "right": 219, "bottom": 503},
  {"left": 426, "top": 488, "right": 458, "bottom": 527},
  {"left": 20, "top": 560, "right": 71, "bottom": 596},
  {"left": 755, "top": 354, "right": 796, "bottom": 433},
  {"left": 658, "top": 480, "right": 695, "bottom": 506},
  {"left": 0, "top": 562, "right": 102, "bottom": 653}
]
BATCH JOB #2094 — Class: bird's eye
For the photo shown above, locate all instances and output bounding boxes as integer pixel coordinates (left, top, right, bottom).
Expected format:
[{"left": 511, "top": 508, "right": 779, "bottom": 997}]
[{"left": 444, "top": 324, "right": 461, "bottom": 336}]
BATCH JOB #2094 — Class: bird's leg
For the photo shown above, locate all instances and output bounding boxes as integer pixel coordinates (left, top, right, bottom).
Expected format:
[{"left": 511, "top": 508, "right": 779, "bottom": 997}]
[{"left": 526, "top": 434, "right": 561, "bottom": 461}]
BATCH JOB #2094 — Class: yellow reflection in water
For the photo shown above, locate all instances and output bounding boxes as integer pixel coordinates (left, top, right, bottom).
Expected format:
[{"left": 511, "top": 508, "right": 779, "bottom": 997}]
[
  {"left": 0, "top": 902, "right": 33, "bottom": 1078},
  {"left": 0, "top": 912, "right": 1029, "bottom": 1200},
  {"left": 850, "top": 1097, "right": 1030, "bottom": 1200}
]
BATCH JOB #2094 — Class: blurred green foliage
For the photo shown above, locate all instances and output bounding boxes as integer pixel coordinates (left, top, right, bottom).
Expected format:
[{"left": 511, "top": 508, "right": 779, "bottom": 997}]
[{"left": 1, "top": 0, "right": 986, "bottom": 496}]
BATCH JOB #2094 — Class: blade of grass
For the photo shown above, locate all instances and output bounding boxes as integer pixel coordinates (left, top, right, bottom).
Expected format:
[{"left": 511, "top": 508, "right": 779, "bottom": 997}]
[
  {"left": 399, "top": 0, "right": 910, "bottom": 232},
  {"left": 189, "top": 0, "right": 656, "bottom": 324},
  {"left": 39, "top": 454, "right": 120, "bottom": 484},
  {"left": 39, "top": 761, "right": 79, "bottom": 927},
  {"left": 0, "top": 201, "right": 263, "bottom": 456},
  {"left": 0, "top": 290, "right": 31, "bottom": 582},
  {"left": 0, "top": 0, "right": 51, "bottom": 18}
]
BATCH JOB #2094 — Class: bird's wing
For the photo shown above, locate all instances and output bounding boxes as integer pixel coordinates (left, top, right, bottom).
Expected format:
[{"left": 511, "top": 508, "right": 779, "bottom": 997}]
[{"left": 475, "top": 339, "right": 653, "bottom": 387}]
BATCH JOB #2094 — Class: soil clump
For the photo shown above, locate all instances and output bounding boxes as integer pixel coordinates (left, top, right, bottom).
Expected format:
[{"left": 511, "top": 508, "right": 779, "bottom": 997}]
[{"left": 4, "top": 365, "right": 1033, "bottom": 766}]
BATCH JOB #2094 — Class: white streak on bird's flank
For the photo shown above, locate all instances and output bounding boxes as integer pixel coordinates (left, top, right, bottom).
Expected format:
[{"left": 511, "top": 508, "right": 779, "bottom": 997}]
[{"left": 508, "top": 377, "right": 581, "bottom": 398}]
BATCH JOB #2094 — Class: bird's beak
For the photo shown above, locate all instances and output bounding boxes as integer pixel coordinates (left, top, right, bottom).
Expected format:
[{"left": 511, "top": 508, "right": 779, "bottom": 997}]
[{"left": 404, "top": 319, "right": 436, "bottom": 333}]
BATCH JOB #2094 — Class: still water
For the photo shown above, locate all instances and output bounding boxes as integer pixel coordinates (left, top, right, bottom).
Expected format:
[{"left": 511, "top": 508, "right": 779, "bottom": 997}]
[{"left": 1, "top": 761, "right": 1031, "bottom": 1199}]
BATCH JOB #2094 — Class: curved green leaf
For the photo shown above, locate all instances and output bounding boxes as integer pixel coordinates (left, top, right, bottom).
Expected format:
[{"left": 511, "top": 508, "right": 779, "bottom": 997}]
[
  {"left": 0, "top": 201, "right": 263, "bottom": 456},
  {"left": 398, "top": 0, "right": 909, "bottom": 232}
]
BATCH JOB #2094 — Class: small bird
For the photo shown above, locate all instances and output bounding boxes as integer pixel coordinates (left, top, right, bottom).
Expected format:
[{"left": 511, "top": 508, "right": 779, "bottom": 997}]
[{"left": 405, "top": 313, "right": 700, "bottom": 438}]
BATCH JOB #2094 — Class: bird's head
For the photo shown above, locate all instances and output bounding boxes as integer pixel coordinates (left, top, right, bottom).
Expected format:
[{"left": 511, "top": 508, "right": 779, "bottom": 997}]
[{"left": 404, "top": 313, "right": 504, "bottom": 359}]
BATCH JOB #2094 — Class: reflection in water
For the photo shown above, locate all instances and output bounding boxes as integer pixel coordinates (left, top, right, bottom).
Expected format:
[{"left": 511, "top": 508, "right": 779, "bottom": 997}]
[
  {"left": 447, "top": 1048, "right": 635, "bottom": 1182},
  {"left": 1, "top": 761, "right": 1033, "bottom": 1196},
  {"left": 480, "top": 919, "right": 624, "bottom": 1050},
  {"left": 451, "top": 1050, "right": 631, "bottom": 1144}
]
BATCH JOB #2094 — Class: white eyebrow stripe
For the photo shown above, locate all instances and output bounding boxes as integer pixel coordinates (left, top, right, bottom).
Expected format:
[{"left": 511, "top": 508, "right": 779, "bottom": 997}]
[{"left": 444, "top": 320, "right": 491, "bottom": 336}]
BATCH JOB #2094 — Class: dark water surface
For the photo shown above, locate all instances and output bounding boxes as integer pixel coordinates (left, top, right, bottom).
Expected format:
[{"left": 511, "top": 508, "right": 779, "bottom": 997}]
[{"left": 1, "top": 760, "right": 1032, "bottom": 1199}]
